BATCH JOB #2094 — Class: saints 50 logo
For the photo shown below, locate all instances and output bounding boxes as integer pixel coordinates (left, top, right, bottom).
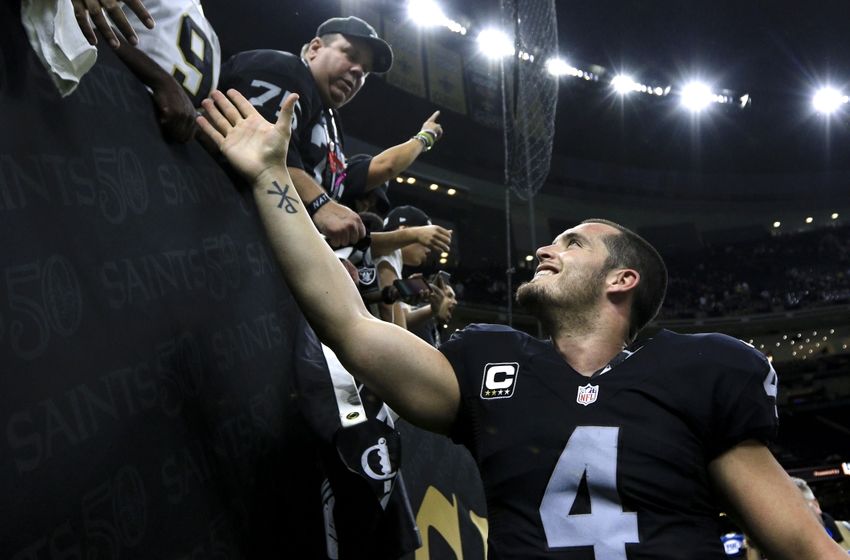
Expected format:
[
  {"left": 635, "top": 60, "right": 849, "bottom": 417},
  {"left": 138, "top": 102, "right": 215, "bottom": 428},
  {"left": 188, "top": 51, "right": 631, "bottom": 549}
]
[{"left": 480, "top": 362, "right": 519, "bottom": 400}]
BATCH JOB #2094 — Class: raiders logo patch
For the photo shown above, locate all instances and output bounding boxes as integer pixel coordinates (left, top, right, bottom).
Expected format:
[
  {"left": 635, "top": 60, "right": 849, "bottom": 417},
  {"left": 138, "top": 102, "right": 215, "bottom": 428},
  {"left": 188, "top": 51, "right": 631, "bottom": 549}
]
[
  {"left": 480, "top": 362, "right": 519, "bottom": 399},
  {"left": 358, "top": 266, "right": 377, "bottom": 286}
]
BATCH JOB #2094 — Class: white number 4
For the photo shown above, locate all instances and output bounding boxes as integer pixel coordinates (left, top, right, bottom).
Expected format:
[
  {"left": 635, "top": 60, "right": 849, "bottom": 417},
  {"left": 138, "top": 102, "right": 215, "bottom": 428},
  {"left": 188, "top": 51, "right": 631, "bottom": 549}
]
[{"left": 539, "top": 426, "right": 639, "bottom": 559}]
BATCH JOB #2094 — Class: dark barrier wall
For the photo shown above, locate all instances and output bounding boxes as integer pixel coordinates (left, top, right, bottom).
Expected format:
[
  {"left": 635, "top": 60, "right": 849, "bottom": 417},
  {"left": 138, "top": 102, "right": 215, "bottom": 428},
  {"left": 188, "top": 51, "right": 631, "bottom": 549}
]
[{"left": 1, "top": 3, "right": 485, "bottom": 558}]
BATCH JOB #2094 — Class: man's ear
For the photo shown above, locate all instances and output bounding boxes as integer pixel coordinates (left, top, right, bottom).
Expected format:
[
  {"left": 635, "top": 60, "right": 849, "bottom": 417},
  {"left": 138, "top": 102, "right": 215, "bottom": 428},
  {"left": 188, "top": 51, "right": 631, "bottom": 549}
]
[
  {"left": 305, "top": 37, "right": 323, "bottom": 61},
  {"left": 607, "top": 268, "right": 640, "bottom": 294}
]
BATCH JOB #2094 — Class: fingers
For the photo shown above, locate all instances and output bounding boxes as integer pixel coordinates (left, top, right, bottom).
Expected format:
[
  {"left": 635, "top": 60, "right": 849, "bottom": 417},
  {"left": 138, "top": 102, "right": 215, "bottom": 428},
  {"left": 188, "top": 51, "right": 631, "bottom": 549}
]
[
  {"left": 213, "top": 89, "right": 243, "bottom": 126},
  {"left": 72, "top": 0, "right": 97, "bottom": 45},
  {"left": 86, "top": 0, "right": 120, "bottom": 48},
  {"left": 426, "top": 110, "right": 440, "bottom": 123},
  {"left": 227, "top": 88, "right": 259, "bottom": 120},
  {"left": 200, "top": 94, "right": 233, "bottom": 138},
  {"left": 278, "top": 93, "right": 300, "bottom": 121},
  {"left": 196, "top": 115, "right": 224, "bottom": 148},
  {"left": 122, "top": 0, "right": 155, "bottom": 29},
  {"left": 102, "top": 0, "right": 138, "bottom": 46}
]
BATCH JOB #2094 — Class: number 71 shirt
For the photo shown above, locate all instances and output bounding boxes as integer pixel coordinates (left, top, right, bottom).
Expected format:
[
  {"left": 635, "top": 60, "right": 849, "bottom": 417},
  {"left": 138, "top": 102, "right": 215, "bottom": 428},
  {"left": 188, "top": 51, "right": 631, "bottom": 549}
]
[{"left": 440, "top": 324, "right": 778, "bottom": 560}]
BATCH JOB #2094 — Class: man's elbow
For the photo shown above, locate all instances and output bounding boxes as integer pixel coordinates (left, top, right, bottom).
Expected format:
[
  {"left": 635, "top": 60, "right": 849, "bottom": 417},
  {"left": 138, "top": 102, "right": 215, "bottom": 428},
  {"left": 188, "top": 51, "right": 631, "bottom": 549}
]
[{"left": 368, "top": 160, "right": 398, "bottom": 188}]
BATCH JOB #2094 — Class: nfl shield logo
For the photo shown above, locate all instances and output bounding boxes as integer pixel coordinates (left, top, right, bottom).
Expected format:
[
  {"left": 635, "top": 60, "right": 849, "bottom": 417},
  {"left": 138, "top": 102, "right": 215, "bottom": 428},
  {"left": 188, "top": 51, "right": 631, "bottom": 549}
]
[{"left": 576, "top": 383, "right": 599, "bottom": 406}]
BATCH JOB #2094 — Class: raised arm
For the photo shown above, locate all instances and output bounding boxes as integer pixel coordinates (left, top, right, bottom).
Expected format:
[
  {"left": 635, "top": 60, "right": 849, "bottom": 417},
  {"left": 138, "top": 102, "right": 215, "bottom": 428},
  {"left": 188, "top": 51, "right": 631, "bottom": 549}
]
[
  {"left": 365, "top": 110, "right": 443, "bottom": 189},
  {"left": 709, "top": 440, "right": 848, "bottom": 559},
  {"left": 197, "top": 90, "right": 460, "bottom": 432},
  {"left": 370, "top": 224, "right": 452, "bottom": 258},
  {"left": 112, "top": 39, "right": 197, "bottom": 142}
]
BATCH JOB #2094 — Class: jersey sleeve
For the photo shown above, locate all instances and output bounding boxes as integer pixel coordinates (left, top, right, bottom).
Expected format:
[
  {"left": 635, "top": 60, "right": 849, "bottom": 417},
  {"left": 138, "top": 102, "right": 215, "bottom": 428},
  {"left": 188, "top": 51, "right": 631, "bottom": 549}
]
[
  {"left": 438, "top": 326, "right": 477, "bottom": 447},
  {"left": 438, "top": 324, "right": 520, "bottom": 450},
  {"left": 218, "top": 50, "right": 314, "bottom": 170},
  {"left": 702, "top": 336, "right": 779, "bottom": 459}
]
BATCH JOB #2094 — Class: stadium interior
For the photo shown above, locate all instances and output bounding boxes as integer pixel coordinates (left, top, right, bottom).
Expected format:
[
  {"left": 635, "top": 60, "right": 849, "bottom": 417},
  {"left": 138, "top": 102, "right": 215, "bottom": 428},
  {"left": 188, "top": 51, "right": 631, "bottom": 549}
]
[{"left": 3, "top": 0, "right": 849, "bottom": 557}]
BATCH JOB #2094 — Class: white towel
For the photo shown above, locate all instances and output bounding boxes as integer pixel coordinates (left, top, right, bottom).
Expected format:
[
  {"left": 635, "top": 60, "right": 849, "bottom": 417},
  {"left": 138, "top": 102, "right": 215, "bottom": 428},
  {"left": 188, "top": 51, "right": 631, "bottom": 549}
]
[{"left": 21, "top": 0, "right": 98, "bottom": 97}]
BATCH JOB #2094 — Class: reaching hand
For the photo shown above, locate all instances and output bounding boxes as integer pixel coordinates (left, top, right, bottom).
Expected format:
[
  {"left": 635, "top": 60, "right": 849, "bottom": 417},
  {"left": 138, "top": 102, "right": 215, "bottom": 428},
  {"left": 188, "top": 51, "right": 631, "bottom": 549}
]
[
  {"left": 420, "top": 110, "right": 443, "bottom": 141},
  {"left": 428, "top": 281, "right": 457, "bottom": 323},
  {"left": 153, "top": 77, "right": 197, "bottom": 143},
  {"left": 72, "top": 0, "right": 154, "bottom": 48},
  {"left": 197, "top": 89, "right": 299, "bottom": 183},
  {"left": 313, "top": 200, "right": 367, "bottom": 248},
  {"left": 412, "top": 225, "right": 452, "bottom": 254}
]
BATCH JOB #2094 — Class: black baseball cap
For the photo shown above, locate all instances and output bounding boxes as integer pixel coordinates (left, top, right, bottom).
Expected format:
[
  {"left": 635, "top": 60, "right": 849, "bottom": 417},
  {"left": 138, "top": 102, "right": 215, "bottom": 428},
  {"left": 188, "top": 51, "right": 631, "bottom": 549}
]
[
  {"left": 316, "top": 16, "right": 393, "bottom": 73},
  {"left": 384, "top": 205, "right": 431, "bottom": 231},
  {"left": 341, "top": 154, "right": 391, "bottom": 216}
]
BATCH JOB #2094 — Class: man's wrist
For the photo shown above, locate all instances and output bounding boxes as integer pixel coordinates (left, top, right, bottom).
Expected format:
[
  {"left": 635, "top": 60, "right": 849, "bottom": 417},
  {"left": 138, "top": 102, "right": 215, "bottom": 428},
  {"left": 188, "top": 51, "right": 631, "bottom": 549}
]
[
  {"left": 254, "top": 166, "right": 290, "bottom": 190},
  {"left": 412, "top": 130, "right": 437, "bottom": 151},
  {"left": 306, "top": 192, "right": 332, "bottom": 217}
]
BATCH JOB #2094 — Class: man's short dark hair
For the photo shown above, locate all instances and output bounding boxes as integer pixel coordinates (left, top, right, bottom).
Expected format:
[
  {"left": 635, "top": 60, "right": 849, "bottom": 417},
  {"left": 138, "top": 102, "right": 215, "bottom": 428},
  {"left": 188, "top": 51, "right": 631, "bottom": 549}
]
[{"left": 582, "top": 218, "right": 668, "bottom": 341}]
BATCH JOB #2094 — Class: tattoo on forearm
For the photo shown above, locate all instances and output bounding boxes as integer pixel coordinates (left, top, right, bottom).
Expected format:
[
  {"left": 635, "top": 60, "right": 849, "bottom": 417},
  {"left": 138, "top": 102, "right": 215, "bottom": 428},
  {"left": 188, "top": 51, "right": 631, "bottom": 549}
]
[{"left": 267, "top": 181, "right": 299, "bottom": 213}]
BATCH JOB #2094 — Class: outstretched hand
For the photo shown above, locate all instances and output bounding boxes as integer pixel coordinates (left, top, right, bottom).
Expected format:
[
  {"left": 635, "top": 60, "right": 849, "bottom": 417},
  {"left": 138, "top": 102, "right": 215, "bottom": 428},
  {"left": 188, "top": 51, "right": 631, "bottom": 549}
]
[
  {"left": 413, "top": 225, "right": 452, "bottom": 254},
  {"left": 197, "top": 89, "right": 299, "bottom": 183},
  {"left": 73, "top": 0, "right": 154, "bottom": 48},
  {"left": 421, "top": 110, "right": 443, "bottom": 140}
]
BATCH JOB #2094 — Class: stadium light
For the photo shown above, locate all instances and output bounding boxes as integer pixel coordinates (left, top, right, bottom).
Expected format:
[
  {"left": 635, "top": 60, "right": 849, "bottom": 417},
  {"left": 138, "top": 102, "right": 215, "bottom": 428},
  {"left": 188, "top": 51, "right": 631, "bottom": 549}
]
[
  {"left": 772, "top": 221, "right": 781, "bottom": 228},
  {"left": 447, "top": 188, "right": 457, "bottom": 196},
  {"left": 407, "top": 0, "right": 467, "bottom": 34},
  {"left": 812, "top": 87, "right": 848, "bottom": 114},
  {"left": 408, "top": 0, "right": 448, "bottom": 27},
  {"left": 832, "top": 212, "right": 839, "bottom": 220},
  {"left": 805, "top": 216, "right": 814, "bottom": 224},
  {"left": 681, "top": 81, "right": 713, "bottom": 112},
  {"left": 546, "top": 58, "right": 573, "bottom": 77},
  {"left": 477, "top": 28, "right": 514, "bottom": 59},
  {"left": 611, "top": 74, "right": 638, "bottom": 95}
]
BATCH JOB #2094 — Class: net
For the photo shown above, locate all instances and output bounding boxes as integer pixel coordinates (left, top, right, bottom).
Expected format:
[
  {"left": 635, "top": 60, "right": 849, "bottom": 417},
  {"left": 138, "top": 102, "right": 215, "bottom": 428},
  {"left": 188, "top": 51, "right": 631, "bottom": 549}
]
[{"left": 500, "top": 0, "right": 559, "bottom": 201}]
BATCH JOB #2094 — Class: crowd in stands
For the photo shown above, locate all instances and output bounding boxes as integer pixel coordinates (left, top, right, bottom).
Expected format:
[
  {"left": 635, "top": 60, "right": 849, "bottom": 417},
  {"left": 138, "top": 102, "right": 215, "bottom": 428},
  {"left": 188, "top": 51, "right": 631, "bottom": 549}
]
[{"left": 453, "top": 224, "right": 850, "bottom": 319}]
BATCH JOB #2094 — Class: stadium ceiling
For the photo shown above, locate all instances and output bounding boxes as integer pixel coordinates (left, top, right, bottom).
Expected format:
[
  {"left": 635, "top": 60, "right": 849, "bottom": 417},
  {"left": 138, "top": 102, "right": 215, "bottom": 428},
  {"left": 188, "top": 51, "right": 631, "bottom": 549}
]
[
  {"left": 401, "top": 0, "right": 850, "bottom": 174},
  {"left": 209, "top": 0, "right": 850, "bottom": 179}
]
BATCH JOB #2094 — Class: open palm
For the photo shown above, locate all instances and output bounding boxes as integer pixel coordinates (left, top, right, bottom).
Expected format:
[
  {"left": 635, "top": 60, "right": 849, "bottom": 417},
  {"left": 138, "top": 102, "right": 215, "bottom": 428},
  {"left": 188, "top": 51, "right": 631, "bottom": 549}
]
[{"left": 197, "top": 89, "right": 299, "bottom": 182}]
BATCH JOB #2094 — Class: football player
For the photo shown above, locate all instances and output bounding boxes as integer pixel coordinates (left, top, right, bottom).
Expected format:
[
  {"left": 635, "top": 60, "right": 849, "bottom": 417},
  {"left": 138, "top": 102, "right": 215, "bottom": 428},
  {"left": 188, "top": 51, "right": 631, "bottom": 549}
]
[{"left": 196, "top": 89, "right": 848, "bottom": 559}]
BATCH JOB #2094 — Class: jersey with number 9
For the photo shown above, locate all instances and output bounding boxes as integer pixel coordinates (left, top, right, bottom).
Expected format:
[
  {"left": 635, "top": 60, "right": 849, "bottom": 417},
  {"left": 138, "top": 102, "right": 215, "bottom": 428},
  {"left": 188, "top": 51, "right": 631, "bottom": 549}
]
[{"left": 121, "top": 0, "right": 221, "bottom": 106}]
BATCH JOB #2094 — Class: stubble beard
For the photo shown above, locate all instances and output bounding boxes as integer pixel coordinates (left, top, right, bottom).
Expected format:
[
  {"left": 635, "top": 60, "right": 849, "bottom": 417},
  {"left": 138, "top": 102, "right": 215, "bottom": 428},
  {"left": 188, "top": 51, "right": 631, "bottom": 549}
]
[{"left": 516, "top": 268, "right": 606, "bottom": 333}]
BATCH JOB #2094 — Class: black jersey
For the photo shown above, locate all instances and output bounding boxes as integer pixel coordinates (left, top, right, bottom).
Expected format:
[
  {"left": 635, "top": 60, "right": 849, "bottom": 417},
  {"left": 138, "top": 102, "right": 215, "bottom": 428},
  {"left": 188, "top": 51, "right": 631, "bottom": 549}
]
[
  {"left": 440, "top": 324, "right": 778, "bottom": 560},
  {"left": 219, "top": 50, "right": 348, "bottom": 199}
]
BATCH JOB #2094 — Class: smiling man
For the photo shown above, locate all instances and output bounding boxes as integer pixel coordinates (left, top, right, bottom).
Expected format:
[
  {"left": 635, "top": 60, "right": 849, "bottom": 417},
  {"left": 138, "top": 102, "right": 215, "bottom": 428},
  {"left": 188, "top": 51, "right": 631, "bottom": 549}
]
[
  {"left": 196, "top": 89, "right": 848, "bottom": 560},
  {"left": 218, "top": 16, "right": 393, "bottom": 247}
]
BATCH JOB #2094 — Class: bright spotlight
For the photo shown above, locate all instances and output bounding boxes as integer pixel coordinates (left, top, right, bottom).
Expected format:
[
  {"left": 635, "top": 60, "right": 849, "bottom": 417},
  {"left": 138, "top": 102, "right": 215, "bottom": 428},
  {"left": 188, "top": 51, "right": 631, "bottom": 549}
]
[
  {"left": 611, "top": 74, "right": 638, "bottom": 95},
  {"left": 447, "top": 188, "right": 457, "bottom": 196},
  {"left": 546, "top": 58, "right": 570, "bottom": 76},
  {"left": 805, "top": 216, "right": 813, "bottom": 224},
  {"left": 831, "top": 212, "right": 839, "bottom": 220},
  {"left": 681, "top": 82, "right": 713, "bottom": 112},
  {"left": 477, "top": 28, "right": 514, "bottom": 59},
  {"left": 772, "top": 221, "right": 781, "bottom": 228},
  {"left": 525, "top": 255, "right": 534, "bottom": 262},
  {"left": 407, "top": 0, "right": 448, "bottom": 27},
  {"left": 812, "top": 87, "right": 848, "bottom": 114}
]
